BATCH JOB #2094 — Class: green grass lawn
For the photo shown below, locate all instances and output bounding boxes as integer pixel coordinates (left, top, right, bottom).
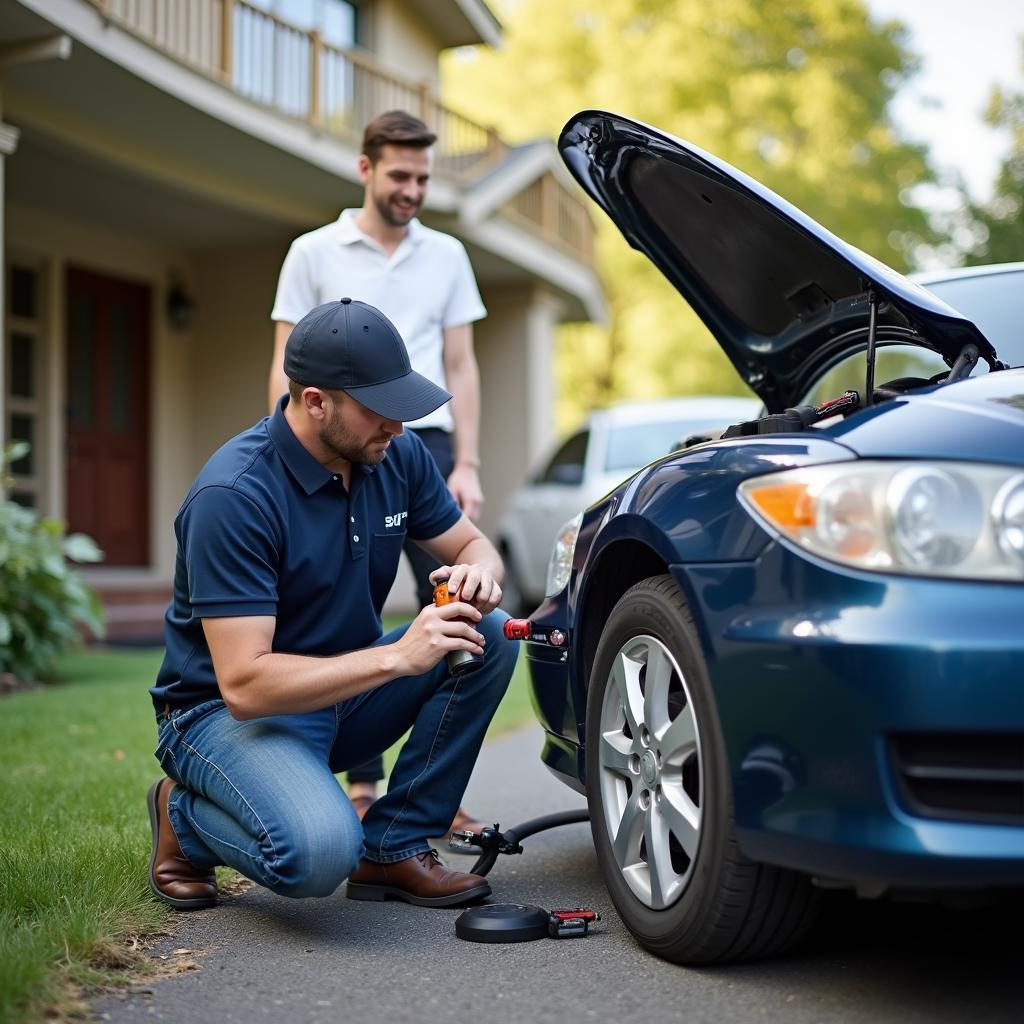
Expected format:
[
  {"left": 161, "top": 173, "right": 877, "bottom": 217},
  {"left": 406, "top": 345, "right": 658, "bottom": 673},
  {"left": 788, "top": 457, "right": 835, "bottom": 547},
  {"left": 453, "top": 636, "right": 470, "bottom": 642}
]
[{"left": 0, "top": 635, "right": 535, "bottom": 1024}]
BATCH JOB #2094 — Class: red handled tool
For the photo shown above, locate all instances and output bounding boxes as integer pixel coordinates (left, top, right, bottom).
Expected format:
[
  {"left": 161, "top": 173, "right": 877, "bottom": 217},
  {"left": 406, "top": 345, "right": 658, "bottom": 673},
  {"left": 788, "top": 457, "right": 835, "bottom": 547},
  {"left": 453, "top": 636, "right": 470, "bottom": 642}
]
[
  {"left": 503, "top": 618, "right": 567, "bottom": 647},
  {"left": 548, "top": 908, "right": 601, "bottom": 939}
]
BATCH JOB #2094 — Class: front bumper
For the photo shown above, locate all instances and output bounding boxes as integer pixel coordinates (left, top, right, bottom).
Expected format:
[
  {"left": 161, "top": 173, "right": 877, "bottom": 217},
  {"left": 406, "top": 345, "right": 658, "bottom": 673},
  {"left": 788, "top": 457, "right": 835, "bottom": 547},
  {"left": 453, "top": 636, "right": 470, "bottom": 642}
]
[
  {"left": 682, "top": 541, "right": 1024, "bottom": 888},
  {"left": 525, "top": 628, "right": 585, "bottom": 793}
]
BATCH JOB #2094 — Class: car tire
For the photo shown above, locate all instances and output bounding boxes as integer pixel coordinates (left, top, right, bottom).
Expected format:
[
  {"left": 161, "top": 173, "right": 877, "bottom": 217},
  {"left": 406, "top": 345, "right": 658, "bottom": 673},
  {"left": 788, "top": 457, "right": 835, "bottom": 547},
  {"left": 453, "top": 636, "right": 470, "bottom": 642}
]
[{"left": 585, "top": 574, "right": 819, "bottom": 964}]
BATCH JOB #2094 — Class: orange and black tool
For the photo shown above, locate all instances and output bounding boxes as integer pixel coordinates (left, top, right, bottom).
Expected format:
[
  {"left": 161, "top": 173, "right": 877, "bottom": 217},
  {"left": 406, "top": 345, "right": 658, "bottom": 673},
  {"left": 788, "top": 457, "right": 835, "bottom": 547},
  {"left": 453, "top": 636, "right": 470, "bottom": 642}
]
[{"left": 433, "top": 580, "right": 484, "bottom": 676}]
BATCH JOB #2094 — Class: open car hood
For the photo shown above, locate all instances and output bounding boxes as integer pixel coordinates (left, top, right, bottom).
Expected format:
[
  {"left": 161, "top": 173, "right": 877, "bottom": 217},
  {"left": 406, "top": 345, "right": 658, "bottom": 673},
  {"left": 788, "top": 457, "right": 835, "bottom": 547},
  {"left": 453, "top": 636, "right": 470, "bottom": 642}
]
[{"left": 559, "top": 111, "right": 997, "bottom": 412}]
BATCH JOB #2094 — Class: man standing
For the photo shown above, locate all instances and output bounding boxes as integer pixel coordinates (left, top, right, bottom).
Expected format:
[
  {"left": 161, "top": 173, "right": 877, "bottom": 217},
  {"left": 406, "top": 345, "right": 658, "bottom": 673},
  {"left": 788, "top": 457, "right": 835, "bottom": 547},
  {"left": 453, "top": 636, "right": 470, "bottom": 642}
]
[
  {"left": 148, "top": 299, "right": 516, "bottom": 910},
  {"left": 269, "top": 110, "right": 488, "bottom": 829}
]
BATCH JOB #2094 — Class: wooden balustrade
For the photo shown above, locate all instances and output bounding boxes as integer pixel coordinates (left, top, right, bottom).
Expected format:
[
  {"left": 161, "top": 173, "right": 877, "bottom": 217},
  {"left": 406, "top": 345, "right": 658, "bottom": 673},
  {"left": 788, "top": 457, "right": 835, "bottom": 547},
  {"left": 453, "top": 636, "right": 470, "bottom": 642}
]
[
  {"left": 86, "top": 0, "right": 592, "bottom": 265},
  {"left": 505, "top": 174, "right": 594, "bottom": 263}
]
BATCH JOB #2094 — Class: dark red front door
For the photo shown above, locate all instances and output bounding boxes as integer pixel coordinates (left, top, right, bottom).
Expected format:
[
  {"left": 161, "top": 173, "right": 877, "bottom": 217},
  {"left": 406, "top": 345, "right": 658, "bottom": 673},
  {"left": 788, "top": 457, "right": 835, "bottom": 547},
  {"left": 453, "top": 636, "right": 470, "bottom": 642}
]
[{"left": 65, "top": 266, "right": 151, "bottom": 566}]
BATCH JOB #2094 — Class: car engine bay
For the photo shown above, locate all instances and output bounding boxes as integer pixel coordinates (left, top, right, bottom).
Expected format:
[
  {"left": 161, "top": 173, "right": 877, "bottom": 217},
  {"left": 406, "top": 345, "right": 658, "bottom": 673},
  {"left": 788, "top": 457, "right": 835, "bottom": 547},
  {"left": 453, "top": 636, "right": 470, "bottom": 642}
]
[{"left": 714, "top": 339, "right": 1006, "bottom": 440}]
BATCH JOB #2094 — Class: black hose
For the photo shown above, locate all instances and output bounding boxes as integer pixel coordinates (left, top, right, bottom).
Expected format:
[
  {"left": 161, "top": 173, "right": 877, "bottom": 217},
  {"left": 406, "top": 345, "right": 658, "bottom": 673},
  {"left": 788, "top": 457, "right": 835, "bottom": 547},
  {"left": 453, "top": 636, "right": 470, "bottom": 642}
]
[{"left": 470, "top": 808, "right": 590, "bottom": 877}]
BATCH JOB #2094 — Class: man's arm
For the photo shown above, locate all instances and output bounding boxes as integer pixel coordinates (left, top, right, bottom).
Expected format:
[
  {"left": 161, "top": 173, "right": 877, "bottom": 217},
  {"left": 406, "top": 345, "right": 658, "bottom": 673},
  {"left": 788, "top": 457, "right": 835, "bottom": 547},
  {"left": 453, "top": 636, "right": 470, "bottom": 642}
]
[
  {"left": 442, "top": 323, "right": 484, "bottom": 521},
  {"left": 268, "top": 321, "right": 294, "bottom": 414},
  {"left": 417, "top": 514, "right": 504, "bottom": 611},
  {"left": 203, "top": 603, "right": 486, "bottom": 721}
]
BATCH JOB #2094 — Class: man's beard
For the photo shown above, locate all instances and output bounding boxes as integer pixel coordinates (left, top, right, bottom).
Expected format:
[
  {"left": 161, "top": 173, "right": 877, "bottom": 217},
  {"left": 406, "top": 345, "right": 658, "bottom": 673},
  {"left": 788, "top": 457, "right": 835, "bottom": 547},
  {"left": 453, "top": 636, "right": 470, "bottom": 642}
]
[
  {"left": 319, "top": 407, "right": 391, "bottom": 465},
  {"left": 373, "top": 190, "right": 417, "bottom": 228}
]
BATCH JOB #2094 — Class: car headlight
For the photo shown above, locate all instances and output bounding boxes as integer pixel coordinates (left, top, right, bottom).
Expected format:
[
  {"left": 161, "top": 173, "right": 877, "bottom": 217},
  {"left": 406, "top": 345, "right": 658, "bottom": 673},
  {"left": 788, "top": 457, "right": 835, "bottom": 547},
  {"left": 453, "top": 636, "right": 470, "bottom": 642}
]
[
  {"left": 994, "top": 475, "right": 1024, "bottom": 569},
  {"left": 738, "top": 462, "right": 1024, "bottom": 581},
  {"left": 545, "top": 512, "right": 583, "bottom": 597}
]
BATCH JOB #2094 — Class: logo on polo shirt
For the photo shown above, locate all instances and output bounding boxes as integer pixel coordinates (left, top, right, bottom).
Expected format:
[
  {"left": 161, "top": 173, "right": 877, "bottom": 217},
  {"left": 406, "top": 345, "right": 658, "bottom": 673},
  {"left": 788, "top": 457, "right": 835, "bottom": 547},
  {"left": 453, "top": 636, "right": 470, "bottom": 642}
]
[{"left": 385, "top": 510, "right": 409, "bottom": 529}]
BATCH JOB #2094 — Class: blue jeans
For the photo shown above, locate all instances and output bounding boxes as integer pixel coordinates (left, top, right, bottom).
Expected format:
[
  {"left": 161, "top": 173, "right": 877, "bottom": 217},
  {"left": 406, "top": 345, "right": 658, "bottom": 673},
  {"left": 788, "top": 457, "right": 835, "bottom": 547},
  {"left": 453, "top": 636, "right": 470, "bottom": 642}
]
[{"left": 154, "top": 611, "right": 516, "bottom": 899}]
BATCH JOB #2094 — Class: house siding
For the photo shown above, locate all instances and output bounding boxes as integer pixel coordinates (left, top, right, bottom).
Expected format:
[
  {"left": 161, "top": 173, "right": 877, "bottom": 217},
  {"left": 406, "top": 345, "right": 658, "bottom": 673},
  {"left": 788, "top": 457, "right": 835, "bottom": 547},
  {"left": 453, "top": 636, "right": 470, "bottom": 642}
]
[
  {"left": 368, "top": 0, "right": 443, "bottom": 89},
  {"left": 0, "top": 0, "right": 600, "bottom": 634}
]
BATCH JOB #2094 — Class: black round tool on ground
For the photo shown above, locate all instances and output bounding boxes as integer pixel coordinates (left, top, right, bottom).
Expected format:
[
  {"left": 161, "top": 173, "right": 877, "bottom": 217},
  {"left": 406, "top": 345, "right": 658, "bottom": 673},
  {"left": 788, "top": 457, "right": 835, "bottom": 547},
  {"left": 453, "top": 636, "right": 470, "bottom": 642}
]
[
  {"left": 449, "top": 811, "right": 598, "bottom": 944},
  {"left": 455, "top": 903, "right": 550, "bottom": 943}
]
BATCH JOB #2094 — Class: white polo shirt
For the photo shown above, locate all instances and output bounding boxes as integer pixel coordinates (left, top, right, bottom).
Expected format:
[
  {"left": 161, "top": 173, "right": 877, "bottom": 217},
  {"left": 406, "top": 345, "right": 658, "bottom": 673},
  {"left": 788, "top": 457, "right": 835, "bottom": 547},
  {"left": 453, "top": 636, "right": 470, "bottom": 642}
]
[{"left": 272, "top": 210, "right": 486, "bottom": 431}]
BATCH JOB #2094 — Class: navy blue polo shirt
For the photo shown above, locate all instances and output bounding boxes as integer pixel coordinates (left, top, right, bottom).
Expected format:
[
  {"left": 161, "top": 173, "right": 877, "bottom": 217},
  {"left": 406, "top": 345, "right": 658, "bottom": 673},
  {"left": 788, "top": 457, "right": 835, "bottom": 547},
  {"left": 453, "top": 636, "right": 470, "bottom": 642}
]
[{"left": 150, "top": 398, "right": 462, "bottom": 712}]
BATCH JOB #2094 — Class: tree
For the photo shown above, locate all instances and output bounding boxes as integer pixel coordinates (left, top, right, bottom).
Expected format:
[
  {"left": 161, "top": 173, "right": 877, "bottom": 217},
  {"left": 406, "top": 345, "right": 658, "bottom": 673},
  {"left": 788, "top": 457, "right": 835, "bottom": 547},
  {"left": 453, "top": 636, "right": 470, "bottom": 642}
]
[
  {"left": 444, "top": 0, "right": 937, "bottom": 427},
  {"left": 962, "top": 40, "right": 1024, "bottom": 266}
]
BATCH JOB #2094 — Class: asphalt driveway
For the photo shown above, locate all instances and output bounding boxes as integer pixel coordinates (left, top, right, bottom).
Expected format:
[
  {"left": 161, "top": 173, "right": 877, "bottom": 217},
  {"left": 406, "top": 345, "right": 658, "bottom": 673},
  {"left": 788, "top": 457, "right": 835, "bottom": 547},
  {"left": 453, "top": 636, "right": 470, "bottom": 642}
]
[{"left": 92, "top": 724, "right": 1023, "bottom": 1024}]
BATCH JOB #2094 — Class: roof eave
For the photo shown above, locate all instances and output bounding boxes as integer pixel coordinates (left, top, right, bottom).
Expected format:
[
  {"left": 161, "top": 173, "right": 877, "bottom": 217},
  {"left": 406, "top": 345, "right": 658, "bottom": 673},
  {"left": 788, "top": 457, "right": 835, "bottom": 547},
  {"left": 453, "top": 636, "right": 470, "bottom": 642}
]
[
  {"left": 454, "top": 0, "right": 502, "bottom": 48},
  {"left": 407, "top": 0, "right": 502, "bottom": 49}
]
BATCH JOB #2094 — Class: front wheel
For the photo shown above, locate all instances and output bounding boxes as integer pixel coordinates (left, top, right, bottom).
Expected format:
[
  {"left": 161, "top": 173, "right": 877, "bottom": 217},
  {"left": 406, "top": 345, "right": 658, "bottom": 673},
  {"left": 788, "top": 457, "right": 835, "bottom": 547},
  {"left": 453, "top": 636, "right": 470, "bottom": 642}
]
[{"left": 585, "top": 574, "right": 818, "bottom": 964}]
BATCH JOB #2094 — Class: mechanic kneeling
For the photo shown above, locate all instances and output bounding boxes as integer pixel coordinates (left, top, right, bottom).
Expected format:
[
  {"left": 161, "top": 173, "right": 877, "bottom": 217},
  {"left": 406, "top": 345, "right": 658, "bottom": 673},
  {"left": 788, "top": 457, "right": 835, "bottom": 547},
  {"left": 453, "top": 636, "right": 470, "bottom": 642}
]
[{"left": 147, "top": 298, "right": 517, "bottom": 910}]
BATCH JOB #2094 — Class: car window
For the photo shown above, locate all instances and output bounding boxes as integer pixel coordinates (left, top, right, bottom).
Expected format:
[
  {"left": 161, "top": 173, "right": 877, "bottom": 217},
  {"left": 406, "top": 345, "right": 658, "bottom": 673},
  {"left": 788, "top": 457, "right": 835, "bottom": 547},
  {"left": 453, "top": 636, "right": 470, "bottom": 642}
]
[
  {"left": 538, "top": 430, "right": 589, "bottom": 485},
  {"left": 801, "top": 345, "right": 951, "bottom": 407},
  {"left": 605, "top": 418, "right": 741, "bottom": 472},
  {"left": 922, "top": 269, "right": 1024, "bottom": 368}
]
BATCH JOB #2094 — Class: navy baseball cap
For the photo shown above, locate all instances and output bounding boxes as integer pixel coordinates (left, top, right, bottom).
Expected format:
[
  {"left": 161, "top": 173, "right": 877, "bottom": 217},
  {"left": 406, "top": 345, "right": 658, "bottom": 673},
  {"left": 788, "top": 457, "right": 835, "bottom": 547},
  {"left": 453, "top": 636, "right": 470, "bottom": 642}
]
[{"left": 284, "top": 298, "right": 451, "bottom": 421}]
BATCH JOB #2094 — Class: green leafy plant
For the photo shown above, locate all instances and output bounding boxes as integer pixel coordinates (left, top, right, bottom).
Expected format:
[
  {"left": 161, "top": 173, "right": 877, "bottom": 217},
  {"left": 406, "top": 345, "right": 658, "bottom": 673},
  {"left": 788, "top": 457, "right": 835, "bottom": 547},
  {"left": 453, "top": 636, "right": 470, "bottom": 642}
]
[{"left": 1, "top": 441, "right": 106, "bottom": 683}]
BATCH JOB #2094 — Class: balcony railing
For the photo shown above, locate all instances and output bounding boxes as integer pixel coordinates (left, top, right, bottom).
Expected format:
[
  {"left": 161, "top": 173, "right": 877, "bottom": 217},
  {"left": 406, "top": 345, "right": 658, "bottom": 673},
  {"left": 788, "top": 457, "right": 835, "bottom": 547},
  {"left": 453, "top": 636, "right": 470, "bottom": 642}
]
[
  {"left": 87, "top": 0, "right": 593, "bottom": 266},
  {"left": 503, "top": 173, "right": 594, "bottom": 265}
]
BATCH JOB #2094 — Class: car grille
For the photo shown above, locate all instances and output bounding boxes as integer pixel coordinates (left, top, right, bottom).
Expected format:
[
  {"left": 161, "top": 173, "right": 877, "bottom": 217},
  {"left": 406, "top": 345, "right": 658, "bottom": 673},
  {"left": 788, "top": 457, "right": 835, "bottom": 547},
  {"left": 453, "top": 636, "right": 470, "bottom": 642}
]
[{"left": 890, "top": 733, "right": 1024, "bottom": 824}]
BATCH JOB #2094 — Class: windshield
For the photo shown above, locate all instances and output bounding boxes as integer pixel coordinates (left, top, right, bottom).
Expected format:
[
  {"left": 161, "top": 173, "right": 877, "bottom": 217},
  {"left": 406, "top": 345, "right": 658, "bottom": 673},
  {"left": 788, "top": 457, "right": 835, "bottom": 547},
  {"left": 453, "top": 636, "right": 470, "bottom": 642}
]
[
  {"left": 605, "top": 418, "right": 736, "bottom": 472},
  {"left": 922, "top": 269, "right": 1024, "bottom": 368}
]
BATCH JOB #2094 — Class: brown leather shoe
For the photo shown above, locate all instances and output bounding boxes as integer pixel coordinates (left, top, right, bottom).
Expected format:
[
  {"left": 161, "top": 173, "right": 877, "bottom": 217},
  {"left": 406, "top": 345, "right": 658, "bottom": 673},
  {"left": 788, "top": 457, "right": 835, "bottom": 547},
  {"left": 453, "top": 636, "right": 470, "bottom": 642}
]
[
  {"left": 346, "top": 849, "right": 490, "bottom": 907},
  {"left": 147, "top": 778, "right": 217, "bottom": 910}
]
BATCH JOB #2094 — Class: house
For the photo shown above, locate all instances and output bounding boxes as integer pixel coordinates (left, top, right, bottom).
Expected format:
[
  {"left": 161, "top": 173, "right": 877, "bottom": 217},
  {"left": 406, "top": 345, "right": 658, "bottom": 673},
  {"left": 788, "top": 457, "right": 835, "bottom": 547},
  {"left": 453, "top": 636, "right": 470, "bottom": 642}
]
[{"left": 0, "top": 0, "right": 603, "bottom": 638}]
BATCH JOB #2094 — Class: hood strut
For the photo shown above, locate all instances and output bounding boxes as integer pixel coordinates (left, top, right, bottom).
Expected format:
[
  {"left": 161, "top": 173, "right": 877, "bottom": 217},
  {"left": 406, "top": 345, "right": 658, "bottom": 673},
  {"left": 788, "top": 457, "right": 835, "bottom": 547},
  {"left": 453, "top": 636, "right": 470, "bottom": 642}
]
[{"left": 864, "top": 288, "right": 878, "bottom": 407}]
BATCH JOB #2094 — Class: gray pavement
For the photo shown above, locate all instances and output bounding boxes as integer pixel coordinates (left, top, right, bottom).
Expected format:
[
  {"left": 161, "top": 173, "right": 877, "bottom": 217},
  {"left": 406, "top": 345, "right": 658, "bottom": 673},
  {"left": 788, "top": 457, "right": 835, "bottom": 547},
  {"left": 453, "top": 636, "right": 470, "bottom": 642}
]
[{"left": 93, "top": 725, "right": 1023, "bottom": 1024}]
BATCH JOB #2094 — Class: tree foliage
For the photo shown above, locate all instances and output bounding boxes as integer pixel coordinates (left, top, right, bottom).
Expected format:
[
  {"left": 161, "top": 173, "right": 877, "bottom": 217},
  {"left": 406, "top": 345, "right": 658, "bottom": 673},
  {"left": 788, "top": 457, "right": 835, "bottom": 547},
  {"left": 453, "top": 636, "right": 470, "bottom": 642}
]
[
  {"left": 444, "top": 0, "right": 937, "bottom": 427},
  {"left": 962, "top": 40, "right": 1024, "bottom": 266}
]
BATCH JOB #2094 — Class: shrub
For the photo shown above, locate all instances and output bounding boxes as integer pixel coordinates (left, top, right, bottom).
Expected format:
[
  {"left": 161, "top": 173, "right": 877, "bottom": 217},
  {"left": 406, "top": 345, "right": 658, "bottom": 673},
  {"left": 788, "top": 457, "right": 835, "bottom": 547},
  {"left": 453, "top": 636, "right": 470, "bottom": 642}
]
[{"left": 1, "top": 442, "right": 106, "bottom": 683}]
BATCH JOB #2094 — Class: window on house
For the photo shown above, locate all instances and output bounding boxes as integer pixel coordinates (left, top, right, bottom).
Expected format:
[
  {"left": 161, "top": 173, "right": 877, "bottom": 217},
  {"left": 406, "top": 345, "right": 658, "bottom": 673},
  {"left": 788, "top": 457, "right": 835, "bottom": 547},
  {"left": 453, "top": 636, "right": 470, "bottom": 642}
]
[
  {"left": 5, "top": 262, "right": 42, "bottom": 507},
  {"left": 249, "top": 1, "right": 358, "bottom": 48},
  {"left": 10, "top": 333, "right": 34, "bottom": 398},
  {"left": 10, "top": 266, "right": 36, "bottom": 319},
  {"left": 8, "top": 489, "right": 35, "bottom": 508},
  {"left": 8, "top": 414, "right": 33, "bottom": 475},
  {"left": 235, "top": 1, "right": 359, "bottom": 119}
]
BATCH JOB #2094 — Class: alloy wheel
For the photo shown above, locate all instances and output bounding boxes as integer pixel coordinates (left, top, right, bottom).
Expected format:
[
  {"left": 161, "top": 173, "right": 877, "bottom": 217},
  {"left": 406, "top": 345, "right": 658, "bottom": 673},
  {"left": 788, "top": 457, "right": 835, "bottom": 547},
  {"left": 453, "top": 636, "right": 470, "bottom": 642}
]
[{"left": 597, "top": 633, "right": 703, "bottom": 909}]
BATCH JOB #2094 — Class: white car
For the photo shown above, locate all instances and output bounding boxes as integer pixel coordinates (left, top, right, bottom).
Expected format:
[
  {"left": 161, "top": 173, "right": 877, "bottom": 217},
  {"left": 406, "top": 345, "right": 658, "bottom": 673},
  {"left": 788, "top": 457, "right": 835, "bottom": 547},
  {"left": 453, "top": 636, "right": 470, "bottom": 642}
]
[{"left": 497, "top": 395, "right": 760, "bottom": 612}]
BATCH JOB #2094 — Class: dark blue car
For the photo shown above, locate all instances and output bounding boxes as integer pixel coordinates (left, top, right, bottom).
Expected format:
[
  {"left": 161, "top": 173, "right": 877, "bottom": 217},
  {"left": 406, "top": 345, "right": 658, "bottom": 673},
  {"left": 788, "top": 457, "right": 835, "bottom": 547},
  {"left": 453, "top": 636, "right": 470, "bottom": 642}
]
[{"left": 523, "top": 111, "right": 1024, "bottom": 964}]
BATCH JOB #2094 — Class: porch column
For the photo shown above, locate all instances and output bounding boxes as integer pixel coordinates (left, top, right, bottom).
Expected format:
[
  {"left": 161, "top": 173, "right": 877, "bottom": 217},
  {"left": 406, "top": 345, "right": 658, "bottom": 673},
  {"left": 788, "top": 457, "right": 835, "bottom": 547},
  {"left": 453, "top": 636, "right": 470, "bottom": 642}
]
[
  {"left": 0, "top": 118, "right": 21, "bottom": 450},
  {"left": 523, "top": 288, "right": 565, "bottom": 466},
  {"left": 475, "top": 285, "right": 566, "bottom": 539}
]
